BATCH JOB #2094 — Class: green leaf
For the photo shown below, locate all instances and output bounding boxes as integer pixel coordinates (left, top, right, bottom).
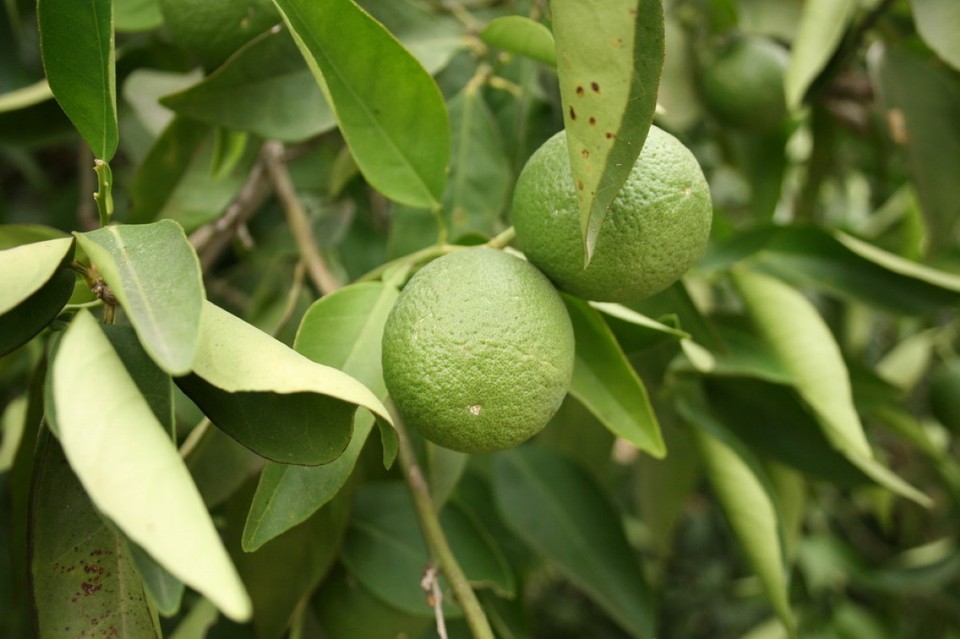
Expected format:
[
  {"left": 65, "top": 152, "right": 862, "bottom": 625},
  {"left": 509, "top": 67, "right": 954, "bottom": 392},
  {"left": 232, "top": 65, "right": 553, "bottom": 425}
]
[
  {"left": 564, "top": 296, "right": 665, "bottom": 458},
  {"left": 909, "top": 0, "right": 960, "bottom": 71},
  {"left": 185, "top": 425, "right": 263, "bottom": 509},
  {"left": 275, "top": 0, "right": 450, "bottom": 209},
  {"left": 0, "top": 224, "right": 69, "bottom": 250},
  {"left": 731, "top": 269, "right": 930, "bottom": 507},
  {"left": 128, "top": 116, "right": 211, "bottom": 224},
  {"left": 0, "top": 79, "right": 53, "bottom": 113},
  {"left": 870, "top": 45, "right": 960, "bottom": 254},
  {"left": 161, "top": 30, "right": 337, "bottom": 142},
  {"left": 126, "top": 541, "right": 185, "bottom": 617},
  {"left": 177, "top": 300, "right": 393, "bottom": 466},
  {"left": 31, "top": 434, "right": 160, "bottom": 638},
  {"left": 243, "top": 282, "right": 398, "bottom": 550},
  {"left": 51, "top": 310, "right": 251, "bottom": 621},
  {"left": 480, "top": 16, "right": 557, "bottom": 67},
  {"left": 550, "top": 0, "right": 664, "bottom": 262},
  {"left": 591, "top": 301, "right": 689, "bottom": 354},
  {"left": 115, "top": 0, "right": 162, "bottom": 32},
  {"left": 360, "top": 0, "right": 466, "bottom": 75},
  {"left": 444, "top": 86, "right": 513, "bottom": 239},
  {"left": 37, "top": 0, "right": 118, "bottom": 160},
  {"left": 783, "top": 0, "right": 856, "bottom": 110},
  {"left": 689, "top": 418, "right": 796, "bottom": 637},
  {"left": 75, "top": 220, "right": 204, "bottom": 375},
  {"left": 0, "top": 237, "right": 75, "bottom": 356},
  {"left": 492, "top": 445, "right": 654, "bottom": 638},
  {"left": 341, "top": 482, "right": 513, "bottom": 616}
]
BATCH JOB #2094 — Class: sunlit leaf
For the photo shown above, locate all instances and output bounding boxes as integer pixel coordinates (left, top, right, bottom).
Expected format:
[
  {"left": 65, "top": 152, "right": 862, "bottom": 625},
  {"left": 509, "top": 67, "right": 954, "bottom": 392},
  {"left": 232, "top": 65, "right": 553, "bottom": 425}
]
[
  {"left": 480, "top": 16, "right": 557, "bottom": 67},
  {"left": 275, "top": 0, "right": 450, "bottom": 209},
  {"left": 783, "top": 0, "right": 856, "bottom": 110},
  {"left": 565, "top": 296, "right": 665, "bottom": 457},
  {"left": 75, "top": 220, "right": 204, "bottom": 375},
  {"left": 51, "top": 310, "right": 251, "bottom": 621},
  {"left": 241, "top": 282, "right": 398, "bottom": 549},
  {"left": 493, "top": 445, "right": 654, "bottom": 638},
  {"left": 37, "top": 0, "right": 118, "bottom": 160},
  {"left": 550, "top": 0, "right": 664, "bottom": 262}
]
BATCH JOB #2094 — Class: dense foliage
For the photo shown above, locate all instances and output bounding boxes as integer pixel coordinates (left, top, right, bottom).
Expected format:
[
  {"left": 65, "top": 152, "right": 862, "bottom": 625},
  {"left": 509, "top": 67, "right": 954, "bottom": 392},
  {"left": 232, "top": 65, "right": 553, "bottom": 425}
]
[{"left": 2, "top": 0, "right": 960, "bottom": 637}]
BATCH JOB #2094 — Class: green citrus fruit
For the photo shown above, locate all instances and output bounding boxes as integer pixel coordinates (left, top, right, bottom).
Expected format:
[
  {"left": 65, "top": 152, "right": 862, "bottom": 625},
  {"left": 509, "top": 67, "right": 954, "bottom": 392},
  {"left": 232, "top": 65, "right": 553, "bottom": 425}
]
[
  {"left": 930, "top": 361, "right": 960, "bottom": 433},
  {"left": 159, "top": 0, "right": 279, "bottom": 70},
  {"left": 381, "top": 247, "right": 575, "bottom": 453},
  {"left": 511, "top": 125, "right": 713, "bottom": 303},
  {"left": 700, "top": 34, "right": 789, "bottom": 130}
]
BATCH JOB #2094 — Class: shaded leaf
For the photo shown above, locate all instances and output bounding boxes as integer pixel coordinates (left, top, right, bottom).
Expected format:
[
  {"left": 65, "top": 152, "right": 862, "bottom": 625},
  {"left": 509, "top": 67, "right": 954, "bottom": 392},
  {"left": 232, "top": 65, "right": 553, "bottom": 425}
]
[
  {"left": 551, "top": 0, "right": 664, "bottom": 262},
  {"left": 493, "top": 445, "right": 654, "bottom": 638},
  {"left": 909, "top": 0, "right": 960, "bottom": 71},
  {"left": 0, "top": 224, "right": 69, "bottom": 250},
  {"left": 565, "top": 295, "right": 665, "bottom": 458},
  {"left": 360, "top": 0, "right": 466, "bottom": 75},
  {"left": 185, "top": 425, "right": 263, "bottom": 509},
  {"left": 870, "top": 45, "right": 960, "bottom": 254},
  {"left": 51, "top": 310, "right": 250, "bottom": 621},
  {"left": 30, "top": 434, "right": 160, "bottom": 638},
  {"left": 732, "top": 269, "right": 930, "bottom": 506},
  {"left": 783, "top": 0, "right": 856, "bottom": 110},
  {"left": 100, "top": 324, "right": 174, "bottom": 438},
  {"left": 592, "top": 300, "right": 689, "bottom": 354},
  {"left": 161, "top": 29, "right": 337, "bottom": 142},
  {"left": 37, "top": 0, "right": 118, "bottom": 160},
  {"left": 0, "top": 79, "right": 54, "bottom": 113},
  {"left": 444, "top": 86, "right": 513, "bottom": 238},
  {"left": 75, "top": 220, "right": 204, "bottom": 375},
  {"left": 275, "top": 0, "right": 450, "bottom": 209},
  {"left": 480, "top": 16, "right": 557, "bottom": 67},
  {"left": 179, "top": 301, "right": 393, "bottom": 467},
  {"left": 126, "top": 541, "right": 184, "bottom": 617},
  {"left": 114, "top": 0, "right": 162, "bottom": 32}
]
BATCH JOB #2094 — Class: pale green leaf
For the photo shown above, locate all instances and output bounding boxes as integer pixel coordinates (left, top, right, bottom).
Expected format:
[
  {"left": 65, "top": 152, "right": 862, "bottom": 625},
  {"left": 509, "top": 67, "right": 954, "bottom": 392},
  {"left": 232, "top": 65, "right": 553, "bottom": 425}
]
[
  {"left": 115, "top": 0, "right": 162, "bottom": 32},
  {"left": 909, "top": 0, "right": 960, "bottom": 71},
  {"left": 180, "top": 300, "right": 393, "bottom": 466},
  {"left": 275, "top": 0, "right": 450, "bottom": 209},
  {"left": 493, "top": 445, "right": 654, "bottom": 638},
  {"left": 243, "top": 282, "right": 398, "bottom": 550},
  {"left": 565, "top": 296, "right": 665, "bottom": 458},
  {"left": 0, "top": 237, "right": 74, "bottom": 315},
  {"left": 732, "top": 269, "right": 930, "bottom": 506},
  {"left": 550, "top": 0, "right": 664, "bottom": 262},
  {"left": 52, "top": 310, "right": 251, "bottom": 621},
  {"left": 0, "top": 79, "right": 53, "bottom": 113},
  {"left": 31, "top": 435, "right": 160, "bottom": 639},
  {"left": 75, "top": 220, "right": 204, "bottom": 375},
  {"left": 37, "top": 0, "right": 118, "bottom": 160},
  {"left": 784, "top": 0, "right": 856, "bottom": 110},
  {"left": 480, "top": 16, "right": 557, "bottom": 67}
]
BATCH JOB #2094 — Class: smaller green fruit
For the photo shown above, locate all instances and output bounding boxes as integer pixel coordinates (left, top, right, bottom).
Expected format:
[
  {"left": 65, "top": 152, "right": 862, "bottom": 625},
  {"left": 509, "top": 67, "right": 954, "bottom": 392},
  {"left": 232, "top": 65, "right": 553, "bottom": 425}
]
[{"left": 700, "top": 34, "right": 789, "bottom": 130}]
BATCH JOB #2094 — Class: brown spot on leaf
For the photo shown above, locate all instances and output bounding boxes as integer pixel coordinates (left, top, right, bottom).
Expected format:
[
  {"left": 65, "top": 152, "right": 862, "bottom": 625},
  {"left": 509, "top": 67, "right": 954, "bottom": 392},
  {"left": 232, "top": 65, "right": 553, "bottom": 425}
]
[
  {"left": 577, "top": 180, "right": 585, "bottom": 191},
  {"left": 591, "top": 82, "right": 600, "bottom": 93},
  {"left": 588, "top": 117, "right": 597, "bottom": 126},
  {"left": 569, "top": 106, "right": 577, "bottom": 120},
  {"left": 612, "top": 38, "right": 624, "bottom": 48},
  {"left": 581, "top": 149, "right": 590, "bottom": 159},
  {"left": 576, "top": 85, "right": 585, "bottom": 97},
  {"left": 605, "top": 131, "right": 616, "bottom": 139}
]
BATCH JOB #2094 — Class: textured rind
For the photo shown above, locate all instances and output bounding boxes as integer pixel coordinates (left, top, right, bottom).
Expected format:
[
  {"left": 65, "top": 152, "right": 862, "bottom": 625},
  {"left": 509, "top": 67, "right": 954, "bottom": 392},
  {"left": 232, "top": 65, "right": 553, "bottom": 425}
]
[
  {"left": 512, "top": 125, "right": 713, "bottom": 303},
  {"left": 382, "top": 247, "right": 575, "bottom": 453}
]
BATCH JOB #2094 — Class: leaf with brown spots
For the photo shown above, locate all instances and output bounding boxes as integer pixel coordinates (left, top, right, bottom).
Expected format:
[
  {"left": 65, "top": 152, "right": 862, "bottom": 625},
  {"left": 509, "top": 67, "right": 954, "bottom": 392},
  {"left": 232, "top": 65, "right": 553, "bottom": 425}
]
[{"left": 550, "top": 0, "right": 664, "bottom": 264}]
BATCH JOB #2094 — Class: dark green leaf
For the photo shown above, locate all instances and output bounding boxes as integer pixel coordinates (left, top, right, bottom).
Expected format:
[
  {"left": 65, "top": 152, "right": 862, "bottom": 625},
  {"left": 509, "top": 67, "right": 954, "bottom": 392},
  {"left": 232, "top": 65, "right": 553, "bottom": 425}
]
[
  {"left": 126, "top": 541, "right": 185, "bottom": 617},
  {"left": 783, "top": 0, "right": 856, "bottom": 110},
  {"left": 493, "top": 445, "right": 654, "bottom": 638},
  {"left": 360, "top": 0, "right": 466, "bottom": 75},
  {"left": 242, "top": 282, "right": 399, "bottom": 550},
  {"left": 444, "top": 86, "right": 512, "bottom": 238},
  {"left": 592, "top": 301, "right": 689, "bottom": 354},
  {"left": 274, "top": 0, "right": 450, "bottom": 209},
  {"left": 480, "top": 16, "right": 557, "bottom": 67},
  {"left": 565, "top": 296, "right": 665, "bottom": 458},
  {"left": 161, "top": 30, "right": 337, "bottom": 142},
  {"left": 75, "top": 220, "right": 205, "bottom": 375},
  {"left": 550, "top": 0, "right": 664, "bottom": 262},
  {"left": 179, "top": 301, "right": 393, "bottom": 467},
  {"left": 0, "top": 224, "right": 69, "bottom": 250},
  {"left": 31, "top": 434, "right": 159, "bottom": 638},
  {"left": 870, "top": 45, "right": 960, "bottom": 254},
  {"left": 185, "top": 425, "right": 263, "bottom": 509},
  {"left": 51, "top": 310, "right": 251, "bottom": 621},
  {"left": 909, "top": 0, "right": 960, "bottom": 71},
  {"left": 37, "top": 0, "right": 118, "bottom": 160}
]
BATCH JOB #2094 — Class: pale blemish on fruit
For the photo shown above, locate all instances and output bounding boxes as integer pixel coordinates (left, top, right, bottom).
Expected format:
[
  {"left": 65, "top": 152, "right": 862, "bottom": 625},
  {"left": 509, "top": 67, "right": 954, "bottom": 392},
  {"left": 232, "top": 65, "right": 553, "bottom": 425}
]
[{"left": 468, "top": 405, "right": 482, "bottom": 416}]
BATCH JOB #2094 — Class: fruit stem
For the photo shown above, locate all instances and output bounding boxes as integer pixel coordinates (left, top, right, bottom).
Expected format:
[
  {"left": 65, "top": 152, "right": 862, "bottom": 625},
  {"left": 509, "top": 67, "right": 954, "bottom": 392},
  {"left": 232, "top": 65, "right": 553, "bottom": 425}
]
[
  {"left": 391, "top": 406, "right": 496, "bottom": 639},
  {"left": 486, "top": 226, "right": 516, "bottom": 249},
  {"left": 355, "top": 243, "right": 457, "bottom": 283}
]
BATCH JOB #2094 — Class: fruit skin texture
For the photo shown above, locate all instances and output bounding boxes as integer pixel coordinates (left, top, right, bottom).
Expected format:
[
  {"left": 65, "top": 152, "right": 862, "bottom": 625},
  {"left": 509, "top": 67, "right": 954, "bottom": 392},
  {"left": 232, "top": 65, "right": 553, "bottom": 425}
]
[
  {"left": 700, "top": 35, "right": 789, "bottom": 130},
  {"left": 381, "top": 247, "right": 575, "bottom": 453},
  {"left": 512, "top": 125, "right": 712, "bottom": 303}
]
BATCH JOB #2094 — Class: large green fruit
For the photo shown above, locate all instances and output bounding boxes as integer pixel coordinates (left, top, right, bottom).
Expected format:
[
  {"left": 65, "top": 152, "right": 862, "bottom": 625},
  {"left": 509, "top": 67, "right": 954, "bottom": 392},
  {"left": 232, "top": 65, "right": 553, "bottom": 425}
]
[
  {"left": 382, "top": 247, "right": 575, "bottom": 453},
  {"left": 512, "top": 125, "right": 713, "bottom": 303}
]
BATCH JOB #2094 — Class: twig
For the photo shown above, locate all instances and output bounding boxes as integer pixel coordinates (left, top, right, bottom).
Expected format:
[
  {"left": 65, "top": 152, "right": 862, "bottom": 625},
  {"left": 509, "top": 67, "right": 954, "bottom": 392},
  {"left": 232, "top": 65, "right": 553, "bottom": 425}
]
[
  {"left": 421, "top": 565, "right": 449, "bottom": 639},
  {"left": 355, "top": 243, "right": 456, "bottom": 283},
  {"left": 271, "top": 260, "right": 307, "bottom": 338},
  {"left": 392, "top": 406, "right": 495, "bottom": 639},
  {"left": 486, "top": 226, "right": 516, "bottom": 249},
  {"left": 262, "top": 140, "right": 341, "bottom": 296},
  {"left": 77, "top": 145, "right": 98, "bottom": 231}
]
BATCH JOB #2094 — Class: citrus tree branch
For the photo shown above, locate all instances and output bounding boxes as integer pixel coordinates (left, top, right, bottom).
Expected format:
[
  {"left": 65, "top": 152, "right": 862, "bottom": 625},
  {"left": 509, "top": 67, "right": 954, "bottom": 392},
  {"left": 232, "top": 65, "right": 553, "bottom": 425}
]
[
  {"left": 391, "top": 407, "right": 495, "bottom": 639},
  {"left": 262, "top": 140, "right": 341, "bottom": 295}
]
